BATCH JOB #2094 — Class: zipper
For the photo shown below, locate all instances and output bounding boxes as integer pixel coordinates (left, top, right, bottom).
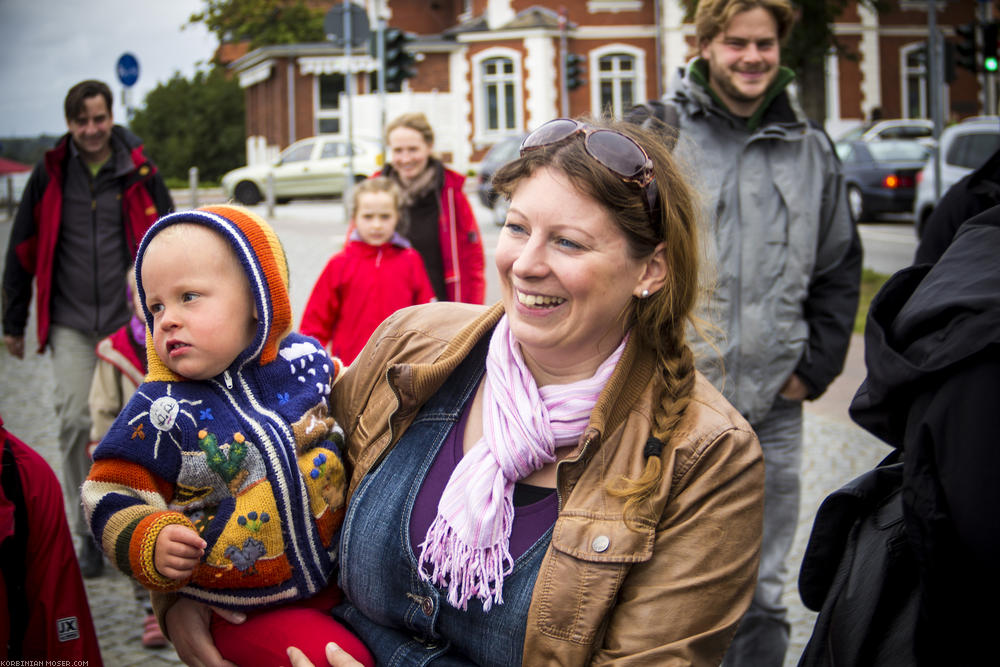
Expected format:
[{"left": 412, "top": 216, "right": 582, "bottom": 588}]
[
  {"left": 212, "top": 371, "right": 325, "bottom": 592},
  {"left": 364, "top": 367, "right": 405, "bottom": 475},
  {"left": 554, "top": 431, "right": 597, "bottom": 512},
  {"left": 91, "top": 182, "right": 99, "bottom": 332}
]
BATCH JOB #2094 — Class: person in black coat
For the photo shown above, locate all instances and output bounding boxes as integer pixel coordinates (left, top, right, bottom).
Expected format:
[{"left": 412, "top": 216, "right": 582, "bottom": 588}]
[
  {"left": 848, "top": 203, "right": 1000, "bottom": 665},
  {"left": 914, "top": 146, "right": 1000, "bottom": 265}
]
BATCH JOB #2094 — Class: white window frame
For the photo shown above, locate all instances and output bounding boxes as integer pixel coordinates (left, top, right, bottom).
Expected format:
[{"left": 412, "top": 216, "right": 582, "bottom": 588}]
[
  {"left": 587, "top": 0, "right": 642, "bottom": 13},
  {"left": 589, "top": 44, "right": 647, "bottom": 119},
  {"left": 472, "top": 47, "right": 524, "bottom": 142},
  {"left": 314, "top": 73, "right": 345, "bottom": 135},
  {"left": 900, "top": 42, "right": 946, "bottom": 120}
]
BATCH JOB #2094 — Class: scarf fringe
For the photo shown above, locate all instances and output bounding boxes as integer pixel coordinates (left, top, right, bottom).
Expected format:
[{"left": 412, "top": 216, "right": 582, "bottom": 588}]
[{"left": 418, "top": 511, "right": 514, "bottom": 612}]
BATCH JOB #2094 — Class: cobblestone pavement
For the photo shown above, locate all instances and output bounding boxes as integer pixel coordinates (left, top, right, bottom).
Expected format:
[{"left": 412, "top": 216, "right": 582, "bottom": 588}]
[{"left": 0, "top": 194, "right": 892, "bottom": 666}]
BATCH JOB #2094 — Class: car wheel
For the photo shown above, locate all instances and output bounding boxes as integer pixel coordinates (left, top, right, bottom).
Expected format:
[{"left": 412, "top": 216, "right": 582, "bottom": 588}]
[
  {"left": 847, "top": 184, "right": 865, "bottom": 224},
  {"left": 234, "top": 181, "right": 262, "bottom": 206}
]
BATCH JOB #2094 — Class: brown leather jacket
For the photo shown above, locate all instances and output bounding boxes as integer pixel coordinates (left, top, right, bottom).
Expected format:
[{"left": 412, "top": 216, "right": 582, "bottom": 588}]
[{"left": 333, "top": 301, "right": 765, "bottom": 665}]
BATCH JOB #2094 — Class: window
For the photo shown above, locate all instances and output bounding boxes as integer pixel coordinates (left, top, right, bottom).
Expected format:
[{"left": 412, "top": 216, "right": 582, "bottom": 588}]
[
  {"left": 482, "top": 57, "right": 517, "bottom": 133},
  {"left": 589, "top": 45, "right": 646, "bottom": 119},
  {"left": 867, "top": 141, "right": 929, "bottom": 163},
  {"left": 946, "top": 132, "right": 1000, "bottom": 169},
  {"left": 316, "top": 73, "right": 345, "bottom": 135},
  {"left": 902, "top": 46, "right": 927, "bottom": 120},
  {"left": 835, "top": 143, "right": 856, "bottom": 163},
  {"left": 597, "top": 53, "right": 637, "bottom": 118},
  {"left": 879, "top": 126, "right": 932, "bottom": 141},
  {"left": 320, "top": 141, "right": 350, "bottom": 159},
  {"left": 280, "top": 141, "right": 315, "bottom": 164}
]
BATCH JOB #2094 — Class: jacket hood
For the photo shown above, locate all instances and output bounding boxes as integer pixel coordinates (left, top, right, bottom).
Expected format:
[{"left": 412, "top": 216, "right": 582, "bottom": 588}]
[
  {"left": 135, "top": 205, "right": 292, "bottom": 382},
  {"left": 850, "top": 206, "right": 1000, "bottom": 447}
]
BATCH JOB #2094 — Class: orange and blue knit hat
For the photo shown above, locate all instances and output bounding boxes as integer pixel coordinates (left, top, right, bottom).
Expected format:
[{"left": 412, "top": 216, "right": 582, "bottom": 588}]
[{"left": 134, "top": 205, "right": 291, "bottom": 382}]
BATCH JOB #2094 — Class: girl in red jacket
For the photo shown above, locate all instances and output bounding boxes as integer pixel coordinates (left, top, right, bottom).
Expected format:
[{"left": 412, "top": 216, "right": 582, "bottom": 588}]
[{"left": 301, "top": 178, "right": 435, "bottom": 364}]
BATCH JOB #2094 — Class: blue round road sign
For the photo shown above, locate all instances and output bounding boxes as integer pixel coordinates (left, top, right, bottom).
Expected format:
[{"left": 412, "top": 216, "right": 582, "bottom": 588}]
[{"left": 117, "top": 53, "right": 140, "bottom": 87}]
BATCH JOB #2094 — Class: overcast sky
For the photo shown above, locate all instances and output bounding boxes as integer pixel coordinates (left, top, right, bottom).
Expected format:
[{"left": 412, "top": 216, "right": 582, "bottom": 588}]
[{"left": 0, "top": 0, "right": 218, "bottom": 137}]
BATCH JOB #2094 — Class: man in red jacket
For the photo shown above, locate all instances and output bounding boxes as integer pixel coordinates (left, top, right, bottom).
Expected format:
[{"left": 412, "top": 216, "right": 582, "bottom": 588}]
[
  {"left": 2, "top": 80, "right": 173, "bottom": 577},
  {"left": 0, "top": 415, "right": 103, "bottom": 663}
]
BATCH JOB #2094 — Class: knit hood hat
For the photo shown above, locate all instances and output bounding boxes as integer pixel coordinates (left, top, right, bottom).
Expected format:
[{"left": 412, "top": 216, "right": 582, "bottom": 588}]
[{"left": 134, "top": 205, "right": 291, "bottom": 382}]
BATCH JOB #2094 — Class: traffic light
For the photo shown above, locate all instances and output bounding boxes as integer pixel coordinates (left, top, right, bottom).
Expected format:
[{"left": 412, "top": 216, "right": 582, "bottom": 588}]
[
  {"left": 943, "top": 41, "right": 957, "bottom": 83},
  {"left": 983, "top": 22, "right": 999, "bottom": 73},
  {"left": 383, "top": 28, "right": 416, "bottom": 92},
  {"left": 955, "top": 22, "right": 977, "bottom": 73},
  {"left": 566, "top": 53, "right": 586, "bottom": 91}
]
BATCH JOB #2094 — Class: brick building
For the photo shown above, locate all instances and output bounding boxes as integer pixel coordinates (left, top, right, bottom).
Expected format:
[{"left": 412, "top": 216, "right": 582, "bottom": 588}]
[{"left": 227, "top": 0, "right": 998, "bottom": 171}]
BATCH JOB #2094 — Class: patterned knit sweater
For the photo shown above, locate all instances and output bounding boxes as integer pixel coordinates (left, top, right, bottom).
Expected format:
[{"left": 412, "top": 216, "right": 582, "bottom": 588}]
[{"left": 83, "top": 206, "right": 347, "bottom": 611}]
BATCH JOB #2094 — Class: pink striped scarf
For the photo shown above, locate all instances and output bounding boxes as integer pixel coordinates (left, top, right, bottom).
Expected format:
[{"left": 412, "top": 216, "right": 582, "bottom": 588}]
[{"left": 417, "top": 315, "right": 626, "bottom": 611}]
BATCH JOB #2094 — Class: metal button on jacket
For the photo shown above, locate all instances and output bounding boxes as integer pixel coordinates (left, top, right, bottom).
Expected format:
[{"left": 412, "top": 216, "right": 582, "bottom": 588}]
[
  {"left": 421, "top": 596, "right": 435, "bottom": 616},
  {"left": 592, "top": 535, "right": 610, "bottom": 553}
]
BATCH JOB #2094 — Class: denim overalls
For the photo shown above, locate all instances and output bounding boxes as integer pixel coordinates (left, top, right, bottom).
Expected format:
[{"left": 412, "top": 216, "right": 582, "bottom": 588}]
[{"left": 333, "top": 337, "right": 552, "bottom": 666}]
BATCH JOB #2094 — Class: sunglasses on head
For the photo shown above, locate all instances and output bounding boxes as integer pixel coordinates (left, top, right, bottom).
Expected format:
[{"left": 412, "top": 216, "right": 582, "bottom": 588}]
[{"left": 520, "top": 118, "right": 659, "bottom": 226}]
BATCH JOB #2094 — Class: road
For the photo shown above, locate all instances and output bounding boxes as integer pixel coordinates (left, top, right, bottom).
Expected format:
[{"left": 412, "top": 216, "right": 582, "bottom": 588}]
[
  {"left": 857, "top": 221, "right": 917, "bottom": 275},
  {"left": 0, "top": 192, "right": 909, "bottom": 666}
]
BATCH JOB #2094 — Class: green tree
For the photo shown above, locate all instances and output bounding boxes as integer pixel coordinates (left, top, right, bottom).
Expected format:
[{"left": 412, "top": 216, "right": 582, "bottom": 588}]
[
  {"left": 130, "top": 67, "right": 245, "bottom": 183},
  {"left": 189, "top": 0, "right": 326, "bottom": 49},
  {"left": 681, "top": 0, "right": 889, "bottom": 123}
]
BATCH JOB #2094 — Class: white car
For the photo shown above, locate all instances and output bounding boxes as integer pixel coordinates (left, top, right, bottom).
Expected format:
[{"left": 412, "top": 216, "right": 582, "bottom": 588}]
[
  {"left": 221, "top": 136, "right": 383, "bottom": 205},
  {"left": 837, "top": 118, "right": 934, "bottom": 147},
  {"left": 913, "top": 117, "right": 1000, "bottom": 236}
]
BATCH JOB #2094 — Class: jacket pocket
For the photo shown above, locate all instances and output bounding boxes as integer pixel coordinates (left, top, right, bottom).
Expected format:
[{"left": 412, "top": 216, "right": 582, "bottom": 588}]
[{"left": 534, "top": 514, "right": 654, "bottom": 645}]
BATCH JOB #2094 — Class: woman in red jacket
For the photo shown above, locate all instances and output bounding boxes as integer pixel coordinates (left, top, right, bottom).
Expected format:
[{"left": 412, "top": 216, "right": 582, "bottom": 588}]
[{"left": 379, "top": 112, "right": 486, "bottom": 304}]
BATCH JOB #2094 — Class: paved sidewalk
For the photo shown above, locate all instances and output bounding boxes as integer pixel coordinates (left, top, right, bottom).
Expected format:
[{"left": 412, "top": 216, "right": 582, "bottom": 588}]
[{"left": 0, "top": 202, "right": 890, "bottom": 666}]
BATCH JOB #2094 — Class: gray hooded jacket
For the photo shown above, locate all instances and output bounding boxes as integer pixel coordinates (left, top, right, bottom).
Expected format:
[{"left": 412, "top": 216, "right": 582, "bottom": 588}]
[{"left": 666, "top": 59, "right": 861, "bottom": 424}]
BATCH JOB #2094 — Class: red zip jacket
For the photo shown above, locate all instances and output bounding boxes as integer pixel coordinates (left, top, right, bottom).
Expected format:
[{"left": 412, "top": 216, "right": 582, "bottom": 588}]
[
  {"left": 437, "top": 168, "right": 486, "bottom": 304},
  {"left": 373, "top": 165, "right": 486, "bottom": 304},
  {"left": 0, "top": 416, "right": 103, "bottom": 663},
  {"left": 2, "top": 126, "right": 172, "bottom": 352},
  {"left": 300, "top": 232, "right": 436, "bottom": 364}
]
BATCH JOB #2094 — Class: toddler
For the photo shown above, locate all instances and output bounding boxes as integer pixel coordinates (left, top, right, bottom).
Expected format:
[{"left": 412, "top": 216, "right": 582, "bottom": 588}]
[
  {"left": 301, "top": 177, "right": 435, "bottom": 364},
  {"left": 82, "top": 205, "right": 373, "bottom": 666}
]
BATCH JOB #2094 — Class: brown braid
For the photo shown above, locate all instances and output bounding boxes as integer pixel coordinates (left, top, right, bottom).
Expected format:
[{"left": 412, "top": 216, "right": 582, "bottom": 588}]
[{"left": 491, "top": 116, "right": 703, "bottom": 530}]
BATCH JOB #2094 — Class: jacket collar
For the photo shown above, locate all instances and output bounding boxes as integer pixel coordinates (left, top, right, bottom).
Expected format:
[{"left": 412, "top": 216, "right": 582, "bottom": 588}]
[
  {"left": 390, "top": 303, "right": 655, "bottom": 449},
  {"left": 347, "top": 229, "right": 412, "bottom": 249},
  {"left": 680, "top": 58, "right": 800, "bottom": 131}
]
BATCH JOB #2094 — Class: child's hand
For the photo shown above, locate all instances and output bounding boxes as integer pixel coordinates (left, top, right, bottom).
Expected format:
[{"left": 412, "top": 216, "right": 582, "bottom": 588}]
[{"left": 154, "top": 524, "right": 207, "bottom": 580}]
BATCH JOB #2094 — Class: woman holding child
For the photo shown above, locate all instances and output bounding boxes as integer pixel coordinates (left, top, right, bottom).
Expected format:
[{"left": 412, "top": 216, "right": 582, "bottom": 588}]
[{"left": 164, "top": 117, "right": 765, "bottom": 665}]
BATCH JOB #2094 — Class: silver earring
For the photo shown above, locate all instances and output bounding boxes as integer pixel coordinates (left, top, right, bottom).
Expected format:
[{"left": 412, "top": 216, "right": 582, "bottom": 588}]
[{"left": 641, "top": 289, "right": 650, "bottom": 298}]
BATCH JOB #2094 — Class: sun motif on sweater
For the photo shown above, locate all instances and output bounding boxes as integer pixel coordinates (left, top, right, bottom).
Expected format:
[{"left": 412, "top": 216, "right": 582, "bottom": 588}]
[{"left": 126, "top": 384, "right": 202, "bottom": 458}]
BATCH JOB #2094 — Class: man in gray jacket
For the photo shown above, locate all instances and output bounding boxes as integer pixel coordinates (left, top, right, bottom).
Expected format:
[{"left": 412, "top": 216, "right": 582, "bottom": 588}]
[{"left": 649, "top": 1, "right": 861, "bottom": 664}]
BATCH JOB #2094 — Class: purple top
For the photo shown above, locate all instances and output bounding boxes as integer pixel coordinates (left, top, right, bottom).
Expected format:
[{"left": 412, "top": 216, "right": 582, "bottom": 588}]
[{"left": 410, "top": 403, "right": 559, "bottom": 561}]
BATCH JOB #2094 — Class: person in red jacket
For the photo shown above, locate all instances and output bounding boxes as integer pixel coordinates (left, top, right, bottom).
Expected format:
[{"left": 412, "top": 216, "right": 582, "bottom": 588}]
[
  {"left": 379, "top": 112, "right": 485, "bottom": 304},
  {"left": 301, "top": 178, "right": 436, "bottom": 364},
  {"left": 0, "top": 414, "right": 103, "bottom": 664},
  {"left": 2, "top": 80, "right": 173, "bottom": 578}
]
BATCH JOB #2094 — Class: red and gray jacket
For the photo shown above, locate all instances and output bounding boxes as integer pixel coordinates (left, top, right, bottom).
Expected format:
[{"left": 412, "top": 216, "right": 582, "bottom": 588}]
[{"left": 2, "top": 126, "right": 172, "bottom": 352}]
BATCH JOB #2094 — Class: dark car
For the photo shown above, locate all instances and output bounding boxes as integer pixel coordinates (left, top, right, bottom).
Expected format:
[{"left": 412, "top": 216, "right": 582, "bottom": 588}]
[
  {"left": 836, "top": 139, "right": 929, "bottom": 223},
  {"left": 477, "top": 134, "right": 527, "bottom": 224}
]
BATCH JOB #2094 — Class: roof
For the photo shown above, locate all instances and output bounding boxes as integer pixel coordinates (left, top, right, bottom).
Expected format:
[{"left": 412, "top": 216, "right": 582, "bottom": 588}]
[{"left": 0, "top": 157, "right": 31, "bottom": 175}]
